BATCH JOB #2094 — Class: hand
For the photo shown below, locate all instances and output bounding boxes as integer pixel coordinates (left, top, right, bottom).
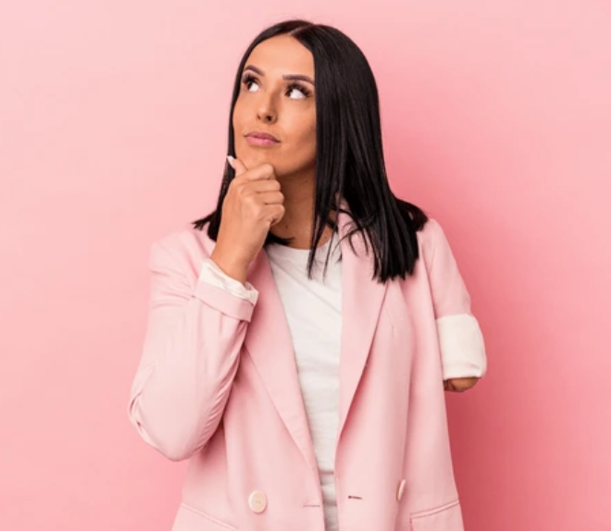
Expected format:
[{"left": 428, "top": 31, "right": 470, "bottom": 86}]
[
  {"left": 211, "top": 156, "right": 286, "bottom": 276},
  {"left": 443, "top": 377, "right": 479, "bottom": 392}
]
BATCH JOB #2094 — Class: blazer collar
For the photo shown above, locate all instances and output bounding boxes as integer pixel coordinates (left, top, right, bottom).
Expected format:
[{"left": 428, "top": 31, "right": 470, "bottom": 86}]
[{"left": 243, "top": 200, "right": 388, "bottom": 479}]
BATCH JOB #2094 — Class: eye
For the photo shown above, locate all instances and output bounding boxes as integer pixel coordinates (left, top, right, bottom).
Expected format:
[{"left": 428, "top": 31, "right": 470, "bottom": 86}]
[
  {"left": 286, "top": 82, "right": 311, "bottom": 99},
  {"left": 241, "top": 74, "right": 311, "bottom": 99},
  {"left": 242, "top": 73, "right": 259, "bottom": 92}
]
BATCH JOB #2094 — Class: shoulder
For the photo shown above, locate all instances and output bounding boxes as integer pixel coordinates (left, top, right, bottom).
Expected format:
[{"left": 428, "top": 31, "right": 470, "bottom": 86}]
[
  {"left": 148, "top": 221, "right": 215, "bottom": 277},
  {"left": 416, "top": 216, "right": 446, "bottom": 267},
  {"left": 417, "top": 216, "right": 443, "bottom": 242}
]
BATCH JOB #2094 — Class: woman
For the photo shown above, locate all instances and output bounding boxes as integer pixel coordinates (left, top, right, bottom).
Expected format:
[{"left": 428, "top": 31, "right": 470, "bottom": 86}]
[{"left": 127, "top": 18, "right": 487, "bottom": 531}]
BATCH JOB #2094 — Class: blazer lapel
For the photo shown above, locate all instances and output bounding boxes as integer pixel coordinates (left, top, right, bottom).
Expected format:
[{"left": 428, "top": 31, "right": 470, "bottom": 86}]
[
  {"left": 243, "top": 248, "right": 320, "bottom": 477},
  {"left": 335, "top": 206, "right": 388, "bottom": 446},
  {"left": 243, "top": 203, "right": 388, "bottom": 476}
]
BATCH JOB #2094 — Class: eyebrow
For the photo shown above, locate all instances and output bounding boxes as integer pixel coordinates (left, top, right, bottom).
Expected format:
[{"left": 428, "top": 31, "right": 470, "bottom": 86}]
[{"left": 243, "top": 65, "right": 315, "bottom": 86}]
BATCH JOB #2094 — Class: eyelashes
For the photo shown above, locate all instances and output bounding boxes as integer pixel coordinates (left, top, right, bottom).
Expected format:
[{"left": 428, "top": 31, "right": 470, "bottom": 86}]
[{"left": 241, "top": 73, "right": 312, "bottom": 98}]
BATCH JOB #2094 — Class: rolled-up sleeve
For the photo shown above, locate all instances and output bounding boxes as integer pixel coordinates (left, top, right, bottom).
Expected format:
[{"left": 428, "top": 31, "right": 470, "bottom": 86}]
[
  {"left": 426, "top": 220, "right": 487, "bottom": 380},
  {"left": 126, "top": 240, "right": 257, "bottom": 461}
]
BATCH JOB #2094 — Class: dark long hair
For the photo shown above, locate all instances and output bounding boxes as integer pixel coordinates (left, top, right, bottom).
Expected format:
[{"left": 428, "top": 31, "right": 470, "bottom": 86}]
[{"left": 192, "top": 18, "right": 430, "bottom": 283}]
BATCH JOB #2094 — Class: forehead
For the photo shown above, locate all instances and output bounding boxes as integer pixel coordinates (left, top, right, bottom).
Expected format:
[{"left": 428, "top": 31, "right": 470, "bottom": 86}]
[{"left": 245, "top": 35, "right": 314, "bottom": 77}]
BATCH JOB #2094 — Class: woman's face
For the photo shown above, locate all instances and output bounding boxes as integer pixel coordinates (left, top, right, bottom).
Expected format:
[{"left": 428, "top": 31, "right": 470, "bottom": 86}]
[{"left": 232, "top": 35, "right": 316, "bottom": 178}]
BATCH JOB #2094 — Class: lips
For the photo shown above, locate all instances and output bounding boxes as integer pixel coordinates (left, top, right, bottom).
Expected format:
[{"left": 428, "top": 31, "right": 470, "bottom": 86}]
[{"left": 246, "top": 131, "right": 279, "bottom": 142}]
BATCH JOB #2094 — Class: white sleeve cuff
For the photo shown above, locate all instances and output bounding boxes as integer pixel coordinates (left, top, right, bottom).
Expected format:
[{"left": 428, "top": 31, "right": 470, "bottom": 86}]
[
  {"left": 436, "top": 313, "right": 487, "bottom": 380},
  {"left": 198, "top": 258, "right": 259, "bottom": 306}
]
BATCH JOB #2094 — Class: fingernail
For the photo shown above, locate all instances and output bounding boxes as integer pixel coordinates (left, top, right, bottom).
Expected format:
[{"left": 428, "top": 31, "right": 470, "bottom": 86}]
[{"left": 226, "top": 155, "right": 235, "bottom": 168}]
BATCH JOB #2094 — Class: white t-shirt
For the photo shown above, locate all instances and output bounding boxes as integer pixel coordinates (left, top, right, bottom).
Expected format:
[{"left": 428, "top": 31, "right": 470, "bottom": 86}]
[{"left": 199, "top": 233, "right": 342, "bottom": 531}]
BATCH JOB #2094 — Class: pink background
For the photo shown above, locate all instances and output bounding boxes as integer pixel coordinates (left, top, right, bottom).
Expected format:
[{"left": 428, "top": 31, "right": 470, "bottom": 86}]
[{"left": 1, "top": 1, "right": 609, "bottom": 530}]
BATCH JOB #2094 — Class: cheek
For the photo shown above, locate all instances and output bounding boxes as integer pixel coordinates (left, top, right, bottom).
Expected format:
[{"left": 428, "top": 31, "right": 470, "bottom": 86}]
[
  {"left": 283, "top": 130, "right": 315, "bottom": 170},
  {"left": 291, "top": 115, "right": 316, "bottom": 154},
  {"left": 232, "top": 98, "right": 249, "bottom": 133}
]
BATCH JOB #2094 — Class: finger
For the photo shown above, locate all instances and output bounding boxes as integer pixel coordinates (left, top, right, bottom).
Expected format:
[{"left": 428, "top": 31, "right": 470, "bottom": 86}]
[
  {"left": 241, "top": 162, "right": 277, "bottom": 181},
  {"left": 267, "top": 204, "right": 285, "bottom": 226},
  {"left": 247, "top": 179, "right": 282, "bottom": 193},
  {"left": 257, "top": 191, "right": 284, "bottom": 205},
  {"left": 228, "top": 155, "right": 248, "bottom": 177}
]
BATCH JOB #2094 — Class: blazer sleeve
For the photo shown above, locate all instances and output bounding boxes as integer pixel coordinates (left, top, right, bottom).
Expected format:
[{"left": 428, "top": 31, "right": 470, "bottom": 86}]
[
  {"left": 426, "top": 219, "right": 488, "bottom": 380},
  {"left": 127, "top": 239, "right": 256, "bottom": 461},
  {"left": 199, "top": 257, "right": 259, "bottom": 305}
]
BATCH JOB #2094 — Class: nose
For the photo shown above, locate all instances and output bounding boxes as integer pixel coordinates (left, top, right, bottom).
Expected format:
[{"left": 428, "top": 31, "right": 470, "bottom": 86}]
[
  {"left": 257, "top": 108, "right": 276, "bottom": 123},
  {"left": 256, "top": 94, "right": 277, "bottom": 123}
]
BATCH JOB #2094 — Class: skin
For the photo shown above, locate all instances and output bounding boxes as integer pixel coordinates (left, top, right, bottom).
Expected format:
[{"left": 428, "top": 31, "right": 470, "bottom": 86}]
[
  {"left": 223, "top": 34, "right": 478, "bottom": 393},
  {"left": 444, "top": 377, "right": 479, "bottom": 392},
  {"left": 231, "top": 34, "right": 335, "bottom": 250}
]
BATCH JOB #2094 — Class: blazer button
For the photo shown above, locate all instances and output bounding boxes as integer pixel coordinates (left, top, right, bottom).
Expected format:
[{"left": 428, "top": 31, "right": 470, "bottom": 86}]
[
  {"left": 396, "top": 479, "right": 406, "bottom": 502},
  {"left": 248, "top": 490, "right": 267, "bottom": 513}
]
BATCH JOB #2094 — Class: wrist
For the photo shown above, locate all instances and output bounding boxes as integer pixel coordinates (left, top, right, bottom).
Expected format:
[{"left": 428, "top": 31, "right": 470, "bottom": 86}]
[{"left": 210, "top": 249, "right": 250, "bottom": 285}]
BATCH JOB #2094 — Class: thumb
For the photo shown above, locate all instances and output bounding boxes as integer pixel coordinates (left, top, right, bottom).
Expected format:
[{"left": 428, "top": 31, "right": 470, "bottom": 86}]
[{"left": 227, "top": 155, "right": 248, "bottom": 177}]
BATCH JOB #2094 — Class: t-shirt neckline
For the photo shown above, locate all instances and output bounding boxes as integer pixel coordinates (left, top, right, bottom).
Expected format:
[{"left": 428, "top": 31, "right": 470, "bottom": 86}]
[{"left": 265, "top": 232, "right": 339, "bottom": 264}]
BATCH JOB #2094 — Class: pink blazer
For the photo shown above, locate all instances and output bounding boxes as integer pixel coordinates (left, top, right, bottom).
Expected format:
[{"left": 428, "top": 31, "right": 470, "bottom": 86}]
[{"left": 127, "top": 206, "right": 487, "bottom": 531}]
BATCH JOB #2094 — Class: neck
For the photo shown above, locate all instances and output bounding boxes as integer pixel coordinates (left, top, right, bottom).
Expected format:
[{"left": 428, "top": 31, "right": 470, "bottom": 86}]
[{"left": 268, "top": 169, "right": 336, "bottom": 249}]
